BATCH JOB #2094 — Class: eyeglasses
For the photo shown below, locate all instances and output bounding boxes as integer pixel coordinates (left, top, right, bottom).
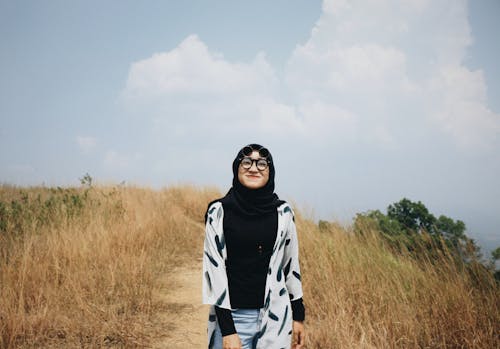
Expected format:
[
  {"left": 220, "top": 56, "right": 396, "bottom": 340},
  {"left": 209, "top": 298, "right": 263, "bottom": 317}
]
[
  {"left": 239, "top": 157, "right": 270, "bottom": 171},
  {"left": 242, "top": 145, "right": 269, "bottom": 158}
]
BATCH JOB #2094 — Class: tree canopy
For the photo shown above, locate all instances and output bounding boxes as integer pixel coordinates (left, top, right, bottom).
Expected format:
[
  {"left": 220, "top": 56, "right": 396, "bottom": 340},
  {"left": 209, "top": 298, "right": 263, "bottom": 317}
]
[{"left": 354, "top": 198, "right": 482, "bottom": 262}]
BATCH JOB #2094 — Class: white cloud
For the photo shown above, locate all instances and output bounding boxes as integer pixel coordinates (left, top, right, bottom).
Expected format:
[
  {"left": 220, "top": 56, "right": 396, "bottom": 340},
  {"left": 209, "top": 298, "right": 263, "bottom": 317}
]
[
  {"left": 255, "top": 100, "right": 359, "bottom": 146},
  {"left": 428, "top": 65, "right": 500, "bottom": 148},
  {"left": 76, "top": 136, "right": 97, "bottom": 154},
  {"left": 286, "top": 43, "right": 415, "bottom": 98},
  {"left": 120, "top": 0, "right": 499, "bottom": 153},
  {"left": 299, "top": 102, "right": 359, "bottom": 144},
  {"left": 124, "top": 34, "right": 278, "bottom": 102},
  {"left": 256, "top": 100, "right": 302, "bottom": 137},
  {"left": 121, "top": 34, "right": 369, "bottom": 147},
  {"left": 284, "top": 0, "right": 499, "bottom": 150},
  {"left": 122, "top": 34, "right": 288, "bottom": 146}
]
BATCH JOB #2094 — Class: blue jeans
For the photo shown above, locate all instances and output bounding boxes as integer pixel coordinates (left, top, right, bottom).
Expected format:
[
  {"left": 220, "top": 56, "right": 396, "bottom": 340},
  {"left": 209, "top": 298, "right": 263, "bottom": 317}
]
[{"left": 212, "top": 308, "right": 261, "bottom": 349}]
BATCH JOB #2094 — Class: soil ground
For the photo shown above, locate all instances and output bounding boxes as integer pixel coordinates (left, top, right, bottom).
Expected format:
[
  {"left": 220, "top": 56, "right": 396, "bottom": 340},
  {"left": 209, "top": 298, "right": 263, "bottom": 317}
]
[{"left": 153, "top": 257, "right": 209, "bottom": 349}]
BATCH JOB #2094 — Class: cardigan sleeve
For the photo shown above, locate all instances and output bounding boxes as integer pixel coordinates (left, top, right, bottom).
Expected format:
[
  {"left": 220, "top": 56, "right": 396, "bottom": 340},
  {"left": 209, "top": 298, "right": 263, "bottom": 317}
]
[
  {"left": 202, "top": 202, "right": 232, "bottom": 309},
  {"left": 282, "top": 207, "right": 304, "bottom": 302},
  {"left": 214, "top": 306, "right": 237, "bottom": 336},
  {"left": 291, "top": 297, "right": 305, "bottom": 321}
]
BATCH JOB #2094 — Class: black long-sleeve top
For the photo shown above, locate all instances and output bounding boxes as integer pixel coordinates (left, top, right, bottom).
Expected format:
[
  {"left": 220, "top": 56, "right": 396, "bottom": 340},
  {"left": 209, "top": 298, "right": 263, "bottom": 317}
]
[{"left": 215, "top": 204, "right": 305, "bottom": 336}]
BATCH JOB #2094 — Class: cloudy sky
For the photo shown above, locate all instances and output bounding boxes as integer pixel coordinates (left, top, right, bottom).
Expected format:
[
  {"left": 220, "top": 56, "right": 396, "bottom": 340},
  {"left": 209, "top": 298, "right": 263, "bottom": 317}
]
[{"left": 1, "top": 0, "right": 499, "bottom": 253}]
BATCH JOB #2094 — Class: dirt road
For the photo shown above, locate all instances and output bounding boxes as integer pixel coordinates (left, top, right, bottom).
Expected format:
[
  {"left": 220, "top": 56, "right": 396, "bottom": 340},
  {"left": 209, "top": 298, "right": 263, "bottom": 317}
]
[{"left": 153, "top": 258, "right": 209, "bottom": 348}]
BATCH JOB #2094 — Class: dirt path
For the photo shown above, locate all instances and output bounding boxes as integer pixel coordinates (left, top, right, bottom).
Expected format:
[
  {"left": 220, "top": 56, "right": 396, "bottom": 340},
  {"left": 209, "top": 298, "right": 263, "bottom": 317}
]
[{"left": 153, "top": 257, "right": 209, "bottom": 349}]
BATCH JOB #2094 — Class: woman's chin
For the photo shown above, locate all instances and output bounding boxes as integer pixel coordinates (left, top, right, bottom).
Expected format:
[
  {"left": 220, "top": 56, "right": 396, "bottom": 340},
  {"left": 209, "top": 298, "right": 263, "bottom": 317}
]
[{"left": 242, "top": 181, "right": 265, "bottom": 190}]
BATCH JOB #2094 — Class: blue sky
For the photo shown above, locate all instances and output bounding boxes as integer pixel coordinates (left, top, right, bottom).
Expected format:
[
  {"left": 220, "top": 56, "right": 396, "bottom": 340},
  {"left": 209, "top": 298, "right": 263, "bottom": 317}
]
[{"left": 1, "top": 0, "right": 499, "bottom": 255}]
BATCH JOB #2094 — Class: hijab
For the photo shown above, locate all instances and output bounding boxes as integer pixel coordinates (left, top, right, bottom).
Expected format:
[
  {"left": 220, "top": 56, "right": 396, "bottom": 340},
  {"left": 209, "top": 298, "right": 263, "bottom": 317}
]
[{"left": 206, "top": 144, "right": 285, "bottom": 218}]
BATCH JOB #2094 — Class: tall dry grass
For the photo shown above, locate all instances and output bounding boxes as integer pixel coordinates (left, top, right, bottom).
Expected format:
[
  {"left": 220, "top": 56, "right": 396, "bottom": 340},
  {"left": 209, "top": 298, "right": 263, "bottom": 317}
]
[
  {"left": 0, "top": 184, "right": 218, "bottom": 348},
  {"left": 298, "top": 214, "right": 499, "bottom": 348},
  {"left": 1, "top": 185, "right": 498, "bottom": 348}
]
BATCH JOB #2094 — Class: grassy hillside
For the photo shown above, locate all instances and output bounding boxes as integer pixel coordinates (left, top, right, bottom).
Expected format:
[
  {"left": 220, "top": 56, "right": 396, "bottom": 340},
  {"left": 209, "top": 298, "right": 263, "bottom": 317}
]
[{"left": 0, "top": 185, "right": 498, "bottom": 348}]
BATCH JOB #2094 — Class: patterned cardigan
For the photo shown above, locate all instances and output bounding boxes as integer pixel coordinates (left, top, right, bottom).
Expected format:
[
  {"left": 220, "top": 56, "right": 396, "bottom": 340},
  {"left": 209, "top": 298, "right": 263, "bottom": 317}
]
[{"left": 202, "top": 201, "right": 304, "bottom": 349}]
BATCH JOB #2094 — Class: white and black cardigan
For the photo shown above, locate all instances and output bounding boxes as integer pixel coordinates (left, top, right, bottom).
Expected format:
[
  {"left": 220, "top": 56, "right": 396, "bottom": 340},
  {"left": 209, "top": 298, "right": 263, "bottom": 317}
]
[{"left": 202, "top": 201, "right": 304, "bottom": 349}]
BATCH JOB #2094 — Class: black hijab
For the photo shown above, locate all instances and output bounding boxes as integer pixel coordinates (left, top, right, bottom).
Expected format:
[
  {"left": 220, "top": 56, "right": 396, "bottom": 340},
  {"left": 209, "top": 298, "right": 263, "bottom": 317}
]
[{"left": 206, "top": 144, "right": 285, "bottom": 218}]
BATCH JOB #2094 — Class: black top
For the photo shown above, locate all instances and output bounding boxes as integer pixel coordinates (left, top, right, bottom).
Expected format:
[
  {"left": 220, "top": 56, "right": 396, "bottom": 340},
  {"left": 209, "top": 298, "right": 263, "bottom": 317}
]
[
  {"left": 215, "top": 203, "right": 305, "bottom": 336},
  {"left": 224, "top": 205, "right": 277, "bottom": 308}
]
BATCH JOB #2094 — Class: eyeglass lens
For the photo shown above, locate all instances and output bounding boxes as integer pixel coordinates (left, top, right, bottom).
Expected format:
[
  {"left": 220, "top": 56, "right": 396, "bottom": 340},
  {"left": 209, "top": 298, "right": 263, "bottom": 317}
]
[{"left": 241, "top": 157, "right": 268, "bottom": 170}]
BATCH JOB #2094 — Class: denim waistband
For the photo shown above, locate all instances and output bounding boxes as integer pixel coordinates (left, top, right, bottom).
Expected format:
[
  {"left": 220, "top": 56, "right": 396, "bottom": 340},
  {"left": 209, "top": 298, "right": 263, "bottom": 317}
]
[{"left": 231, "top": 308, "right": 260, "bottom": 315}]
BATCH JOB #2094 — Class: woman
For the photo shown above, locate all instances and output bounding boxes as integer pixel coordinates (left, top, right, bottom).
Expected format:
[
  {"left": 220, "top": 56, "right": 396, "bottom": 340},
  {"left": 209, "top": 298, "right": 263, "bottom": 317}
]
[{"left": 202, "top": 144, "right": 306, "bottom": 349}]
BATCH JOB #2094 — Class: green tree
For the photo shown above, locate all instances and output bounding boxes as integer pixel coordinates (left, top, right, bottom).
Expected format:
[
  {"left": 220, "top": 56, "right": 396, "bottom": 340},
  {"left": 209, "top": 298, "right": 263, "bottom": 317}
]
[
  {"left": 354, "top": 198, "right": 481, "bottom": 262},
  {"left": 435, "top": 215, "right": 466, "bottom": 242},
  {"left": 492, "top": 247, "right": 500, "bottom": 281},
  {"left": 492, "top": 247, "right": 500, "bottom": 262},
  {"left": 387, "top": 198, "right": 436, "bottom": 234}
]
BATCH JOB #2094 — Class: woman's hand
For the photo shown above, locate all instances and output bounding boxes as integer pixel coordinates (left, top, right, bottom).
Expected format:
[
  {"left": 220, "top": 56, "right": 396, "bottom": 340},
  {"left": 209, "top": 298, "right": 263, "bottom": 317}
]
[
  {"left": 222, "top": 333, "right": 242, "bottom": 349},
  {"left": 292, "top": 320, "right": 306, "bottom": 349}
]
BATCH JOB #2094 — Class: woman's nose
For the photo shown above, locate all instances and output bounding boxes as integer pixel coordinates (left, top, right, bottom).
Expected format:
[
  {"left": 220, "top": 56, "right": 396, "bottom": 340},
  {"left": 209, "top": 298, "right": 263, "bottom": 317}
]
[{"left": 249, "top": 161, "right": 259, "bottom": 172}]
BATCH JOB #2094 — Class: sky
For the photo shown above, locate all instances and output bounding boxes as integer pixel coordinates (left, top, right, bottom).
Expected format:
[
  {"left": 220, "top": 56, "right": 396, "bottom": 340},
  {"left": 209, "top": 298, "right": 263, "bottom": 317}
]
[{"left": 1, "top": 0, "right": 499, "bottom": 255}]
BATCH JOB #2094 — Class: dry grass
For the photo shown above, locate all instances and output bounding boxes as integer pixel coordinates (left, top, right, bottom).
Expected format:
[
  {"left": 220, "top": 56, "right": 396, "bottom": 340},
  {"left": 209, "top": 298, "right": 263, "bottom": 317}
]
[
  {"left": 0, "top": 184, "right": 218, "bottom": 348},
  {"left": 298, "top": 214, "right": 499, "bottom": 348},
  {"left": 0, "top": 185, "right": 498, "bottom": 348}
]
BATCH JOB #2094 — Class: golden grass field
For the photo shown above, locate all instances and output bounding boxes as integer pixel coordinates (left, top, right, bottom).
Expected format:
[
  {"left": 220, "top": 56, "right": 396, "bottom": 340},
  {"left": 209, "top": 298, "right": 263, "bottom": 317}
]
[{"left": 0, "top": 185, "right": 498, "bottom": 348}]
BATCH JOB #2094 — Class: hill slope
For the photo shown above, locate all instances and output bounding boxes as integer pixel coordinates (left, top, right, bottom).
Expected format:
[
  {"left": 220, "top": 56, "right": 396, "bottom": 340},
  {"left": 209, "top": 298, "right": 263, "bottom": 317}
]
[{"left": 0, "top": 185, "right": 498, "bottom": 348}]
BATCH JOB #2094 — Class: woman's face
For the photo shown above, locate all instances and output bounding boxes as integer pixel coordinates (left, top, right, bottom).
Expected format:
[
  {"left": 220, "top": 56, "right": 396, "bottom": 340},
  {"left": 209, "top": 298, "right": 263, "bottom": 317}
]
[{"left": 238, "top": 150, "right": 270, "bottom": 189}]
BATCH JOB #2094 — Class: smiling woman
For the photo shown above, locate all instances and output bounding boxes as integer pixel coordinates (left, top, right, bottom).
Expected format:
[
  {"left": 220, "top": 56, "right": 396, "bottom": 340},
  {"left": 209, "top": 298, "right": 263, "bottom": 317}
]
[{"left": 202, "top": 144, "right": 306, "bottom": 349}]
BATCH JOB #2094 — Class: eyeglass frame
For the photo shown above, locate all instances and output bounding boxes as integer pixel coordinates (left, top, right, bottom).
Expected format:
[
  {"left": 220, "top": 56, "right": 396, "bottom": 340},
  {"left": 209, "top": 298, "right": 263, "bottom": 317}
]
[{"left": 238, "top": 156, "right": 271, "bottom": 171}]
